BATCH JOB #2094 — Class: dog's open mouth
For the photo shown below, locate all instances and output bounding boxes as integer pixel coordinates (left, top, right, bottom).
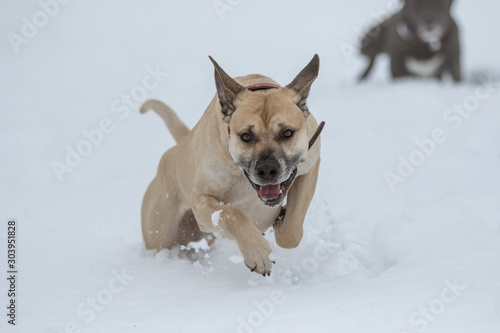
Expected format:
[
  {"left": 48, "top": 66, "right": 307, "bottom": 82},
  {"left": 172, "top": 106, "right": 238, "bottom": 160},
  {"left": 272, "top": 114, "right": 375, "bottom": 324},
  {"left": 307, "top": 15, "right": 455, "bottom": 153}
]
[{"left": 244, "top": 168, "right": 297, "bottom": 207}]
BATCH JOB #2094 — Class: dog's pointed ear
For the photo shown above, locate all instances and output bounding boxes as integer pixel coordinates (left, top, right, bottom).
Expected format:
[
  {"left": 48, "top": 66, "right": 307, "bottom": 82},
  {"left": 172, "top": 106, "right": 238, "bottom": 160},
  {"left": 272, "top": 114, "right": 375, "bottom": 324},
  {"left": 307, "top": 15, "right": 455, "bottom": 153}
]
[
  {"left": 209, "top": 56, "right": 245, "bottom": 123},
  {"left": 286, "top": 54, "right": 319, "bottom": 117}
]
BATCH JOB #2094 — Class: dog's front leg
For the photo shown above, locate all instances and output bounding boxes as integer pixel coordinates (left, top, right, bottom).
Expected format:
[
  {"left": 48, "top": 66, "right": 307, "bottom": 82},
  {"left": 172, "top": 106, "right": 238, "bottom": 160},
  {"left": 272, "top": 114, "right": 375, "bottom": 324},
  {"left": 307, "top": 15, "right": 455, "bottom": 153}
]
[
  {"left": 192, "top": 193, "right": 273, "bottom": 276},
  {"left": 449, "top": 58, "right": 461, "bottom": 82},
  {"left": 274, "top": 159, "right": 320, "bottom": 249},
  {"left": 390, "top": 54, "right": 410, "bottom": 79}
]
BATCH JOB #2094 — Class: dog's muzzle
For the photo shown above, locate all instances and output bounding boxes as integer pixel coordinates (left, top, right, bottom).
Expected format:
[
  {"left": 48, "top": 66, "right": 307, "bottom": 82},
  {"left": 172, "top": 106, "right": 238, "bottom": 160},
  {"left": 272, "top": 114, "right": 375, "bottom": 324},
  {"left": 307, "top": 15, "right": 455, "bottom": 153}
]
[
  {"left": 244, "top": 168, "right": 297, "bottom": 207},
  {"left": 239, "top": 121, "right": 324, "bottom": 207}
]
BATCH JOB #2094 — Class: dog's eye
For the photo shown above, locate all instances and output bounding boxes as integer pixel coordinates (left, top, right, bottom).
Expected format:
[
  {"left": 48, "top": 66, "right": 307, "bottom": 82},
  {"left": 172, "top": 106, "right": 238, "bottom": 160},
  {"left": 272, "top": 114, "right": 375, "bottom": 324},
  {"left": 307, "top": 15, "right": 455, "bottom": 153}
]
[
  {"left": 282, "top": 129, "right": 295, "bottom": 139},
  {"left": 240, "top": 133, "right": 253, "bottom": 143}
]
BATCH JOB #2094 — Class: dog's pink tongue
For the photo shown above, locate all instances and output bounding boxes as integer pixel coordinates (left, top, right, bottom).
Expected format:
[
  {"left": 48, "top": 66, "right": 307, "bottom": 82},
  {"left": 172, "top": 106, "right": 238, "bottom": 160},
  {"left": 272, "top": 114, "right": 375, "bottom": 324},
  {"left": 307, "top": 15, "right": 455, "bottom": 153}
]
[{"left": 259, "top": 184, "right": 280, "bottom": 199}]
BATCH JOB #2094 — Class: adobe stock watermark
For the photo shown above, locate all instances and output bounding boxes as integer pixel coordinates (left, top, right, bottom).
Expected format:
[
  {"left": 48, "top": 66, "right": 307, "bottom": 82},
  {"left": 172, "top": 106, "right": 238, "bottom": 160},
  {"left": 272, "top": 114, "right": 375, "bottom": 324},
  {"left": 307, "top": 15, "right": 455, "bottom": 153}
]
[
  {"left": 51, "top": 65, "right": 168, "bottom": 182},
  {"left": 7, "top": 0, "right": 72, "bottom": 54},
  {"left": 54, "top": 252, "right": 215, "bottom": 333},
  {"left": 400, "top": 277, "right": 469, "bottom": 333},
  {"left": 54, "top": 267, "right": 136, "bottom": 333},
  {"left": 235, "top": 240, "right": 337, "bottom": 333},
  {"left": 385, "top": 74, "right": 499, "bottom": 192},
  {"left": 340, "top": 0, "right": 401, "bottom": 64},
  {"left": 213, "top": 0, "right": 244, "bottom": 21}
]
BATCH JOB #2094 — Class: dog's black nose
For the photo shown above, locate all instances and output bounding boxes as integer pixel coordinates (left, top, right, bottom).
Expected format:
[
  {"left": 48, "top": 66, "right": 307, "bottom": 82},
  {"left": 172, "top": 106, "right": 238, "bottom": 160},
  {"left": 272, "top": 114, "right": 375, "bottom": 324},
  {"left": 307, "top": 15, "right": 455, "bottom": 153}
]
[{"left": 255, "top": 158, "right": 281, "bottom": 183}]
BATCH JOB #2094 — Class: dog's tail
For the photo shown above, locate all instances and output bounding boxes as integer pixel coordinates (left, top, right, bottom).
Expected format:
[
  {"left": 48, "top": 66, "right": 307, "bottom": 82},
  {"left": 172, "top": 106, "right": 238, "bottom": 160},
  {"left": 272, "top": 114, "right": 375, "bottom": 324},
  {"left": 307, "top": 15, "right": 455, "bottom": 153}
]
[{"left": 140, "top": 99, "right": 189, "bottom": 143}]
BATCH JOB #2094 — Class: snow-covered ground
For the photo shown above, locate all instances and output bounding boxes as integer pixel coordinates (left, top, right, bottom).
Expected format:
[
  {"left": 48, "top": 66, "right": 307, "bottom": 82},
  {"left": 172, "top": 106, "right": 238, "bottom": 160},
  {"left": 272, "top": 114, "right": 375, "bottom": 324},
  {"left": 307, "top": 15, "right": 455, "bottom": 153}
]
[{"left": 1, "top": 0, "right": 500, "bottom": 332}]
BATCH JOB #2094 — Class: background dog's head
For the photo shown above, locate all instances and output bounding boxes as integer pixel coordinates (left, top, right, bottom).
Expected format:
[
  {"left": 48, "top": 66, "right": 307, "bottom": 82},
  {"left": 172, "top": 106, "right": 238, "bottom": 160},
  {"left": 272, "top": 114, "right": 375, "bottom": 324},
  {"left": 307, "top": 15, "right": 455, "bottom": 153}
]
[
  {"left": 402, "top": 0, "right": 454, "bottom": 43},
  {"left": 209, "top": 55, "right": 319, "bottom": 207}
]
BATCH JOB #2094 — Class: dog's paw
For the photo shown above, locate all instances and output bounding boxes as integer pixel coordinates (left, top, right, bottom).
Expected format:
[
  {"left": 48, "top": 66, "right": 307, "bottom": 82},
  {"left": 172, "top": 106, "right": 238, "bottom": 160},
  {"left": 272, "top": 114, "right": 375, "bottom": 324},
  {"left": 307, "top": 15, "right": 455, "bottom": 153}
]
[{"left": 241, "top": 240, "right": 274, "bottom": 276}]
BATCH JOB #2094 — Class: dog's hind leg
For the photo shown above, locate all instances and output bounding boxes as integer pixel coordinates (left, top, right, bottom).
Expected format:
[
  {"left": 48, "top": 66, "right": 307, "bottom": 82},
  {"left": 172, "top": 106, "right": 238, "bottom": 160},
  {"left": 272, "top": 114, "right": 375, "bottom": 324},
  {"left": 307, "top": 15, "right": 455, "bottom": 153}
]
[
  {"left": 176, "top": 210, "right": 214, "bottom": 246},
  {"left": 359, "top": 57, "right": 376, "bottom": 81},
  {"left": 141, "top": 174, "right": 185, "bottom": 250}
]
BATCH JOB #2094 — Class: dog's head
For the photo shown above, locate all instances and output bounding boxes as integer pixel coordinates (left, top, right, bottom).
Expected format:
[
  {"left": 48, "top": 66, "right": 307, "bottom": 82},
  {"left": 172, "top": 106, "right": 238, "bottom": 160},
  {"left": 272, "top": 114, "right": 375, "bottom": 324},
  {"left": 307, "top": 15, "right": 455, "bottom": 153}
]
[
  {"left": 209, "top": 55, "right": 319, "bottom": 207},
  {"left": 402, "top": 0, "right": 454, "bottom": 43}
]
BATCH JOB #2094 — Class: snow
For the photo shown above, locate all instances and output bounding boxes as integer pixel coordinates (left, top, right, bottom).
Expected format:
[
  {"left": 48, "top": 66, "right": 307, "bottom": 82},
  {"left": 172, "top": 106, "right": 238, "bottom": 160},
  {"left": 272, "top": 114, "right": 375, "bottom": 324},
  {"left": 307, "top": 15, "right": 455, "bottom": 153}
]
[
  {"left": 1, "top": 0, "right": 500, "bottom": 332},
  {"left": 212, "top": 209, "right": 223, "bottom": 227}
]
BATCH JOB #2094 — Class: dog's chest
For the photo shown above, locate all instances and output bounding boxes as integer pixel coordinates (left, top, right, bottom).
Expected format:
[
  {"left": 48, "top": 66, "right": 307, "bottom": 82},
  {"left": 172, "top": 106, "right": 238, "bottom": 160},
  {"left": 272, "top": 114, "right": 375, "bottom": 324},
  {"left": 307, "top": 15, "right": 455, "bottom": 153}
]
[
  {"left": 239, "top": 200, "right": 281, "bottom": 232},
  {"left": 223, "top": 182, "right": 281, "bottom": 232},
  {"left": 405, "top": 53, "right": 445, "bottom": 77}
]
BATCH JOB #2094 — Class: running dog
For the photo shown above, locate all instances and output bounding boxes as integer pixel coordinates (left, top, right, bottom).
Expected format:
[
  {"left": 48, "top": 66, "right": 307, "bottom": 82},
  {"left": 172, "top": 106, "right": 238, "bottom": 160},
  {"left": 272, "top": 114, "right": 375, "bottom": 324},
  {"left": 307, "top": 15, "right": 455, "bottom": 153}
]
[{"left": 140, "top": 55, "right": 323, "bottom": 276}]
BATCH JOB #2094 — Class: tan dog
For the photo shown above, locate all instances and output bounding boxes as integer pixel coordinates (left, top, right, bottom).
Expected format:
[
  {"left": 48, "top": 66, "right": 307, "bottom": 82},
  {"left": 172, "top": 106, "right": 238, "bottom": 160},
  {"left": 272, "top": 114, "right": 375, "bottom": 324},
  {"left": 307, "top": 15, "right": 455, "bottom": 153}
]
[{"left": 140, "top": 55, "right": 322, "bottom": 276}]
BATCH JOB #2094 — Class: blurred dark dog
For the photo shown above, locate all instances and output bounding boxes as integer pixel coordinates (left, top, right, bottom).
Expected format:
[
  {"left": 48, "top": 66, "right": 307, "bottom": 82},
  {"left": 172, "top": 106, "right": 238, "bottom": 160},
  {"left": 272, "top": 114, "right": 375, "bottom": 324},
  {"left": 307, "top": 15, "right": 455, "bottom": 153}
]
[{"left": 359, "top": 0, "right": 461, "bottom": 81}]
